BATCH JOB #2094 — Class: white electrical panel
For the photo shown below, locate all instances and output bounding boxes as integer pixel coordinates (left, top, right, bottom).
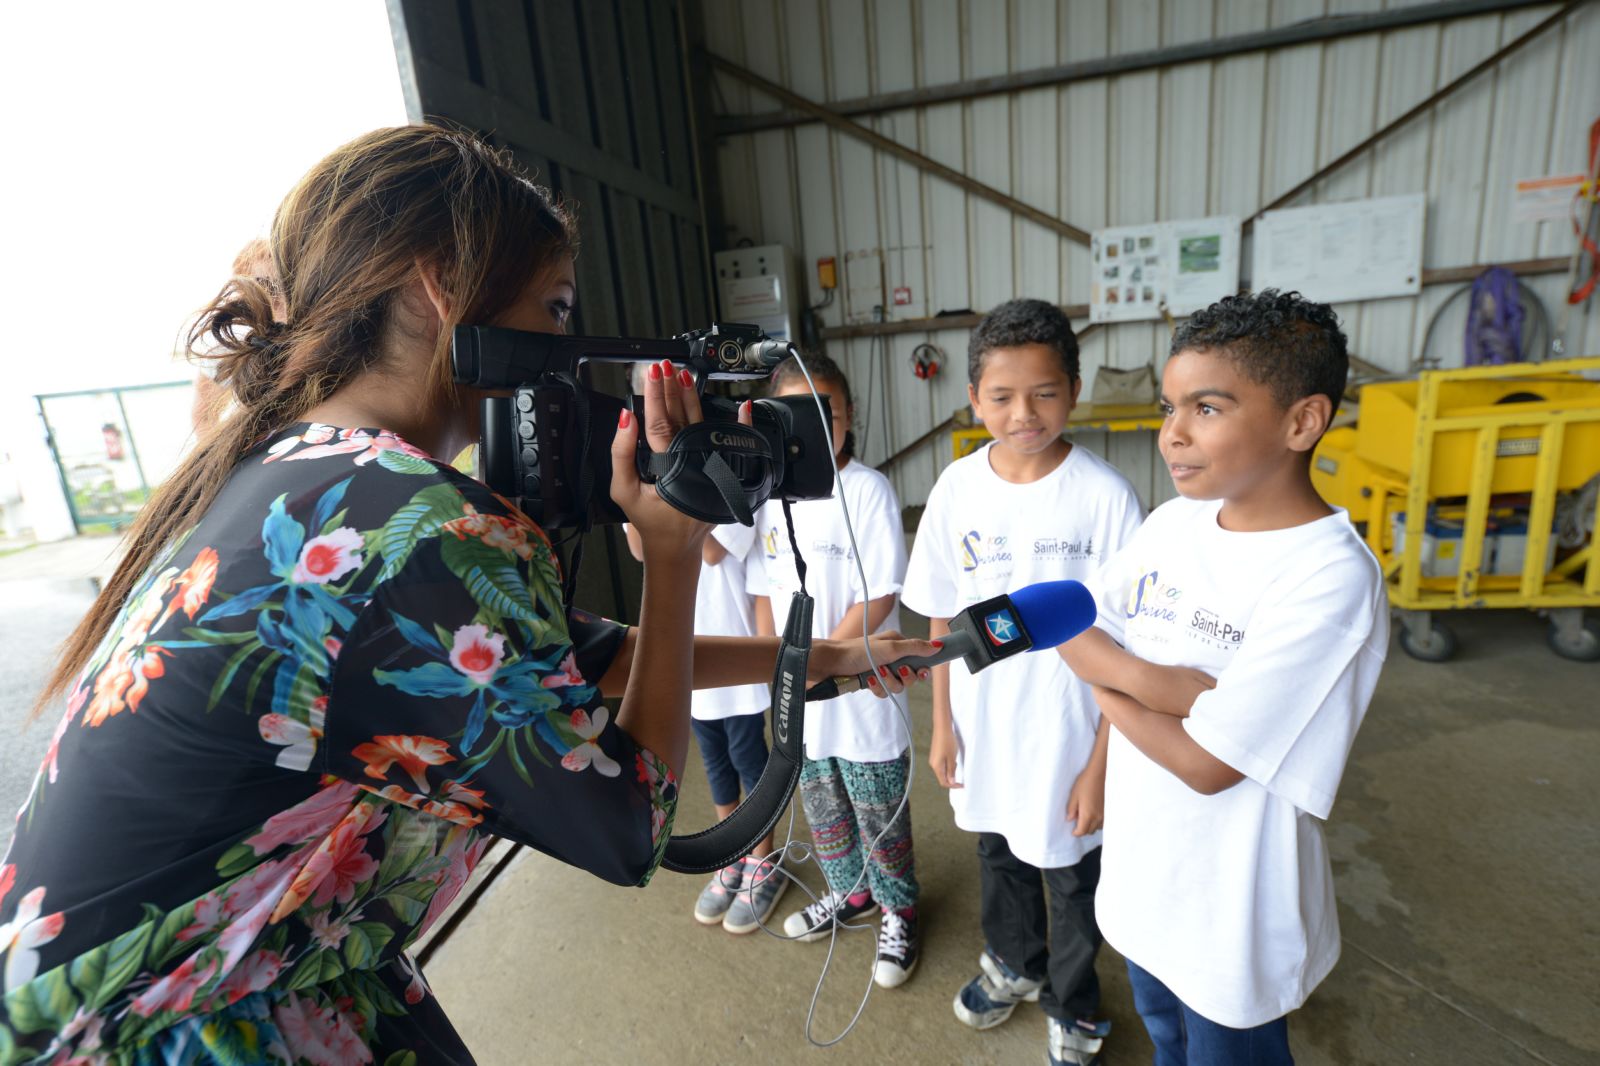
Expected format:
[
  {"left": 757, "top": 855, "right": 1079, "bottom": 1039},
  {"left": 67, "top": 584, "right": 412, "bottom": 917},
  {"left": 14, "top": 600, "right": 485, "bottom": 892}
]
[
  {"left": 843, "top": 248, "right": 886, "bottom": 325},
  {"left": 714, "top": 244, "right": 801, "bottom": 342}
]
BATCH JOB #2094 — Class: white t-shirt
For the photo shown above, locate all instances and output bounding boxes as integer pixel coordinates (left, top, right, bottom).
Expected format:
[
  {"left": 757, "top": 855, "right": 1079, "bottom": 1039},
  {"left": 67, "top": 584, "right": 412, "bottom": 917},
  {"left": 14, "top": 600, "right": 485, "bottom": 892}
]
[
  {"left": 1087, "top": 497, "right": 1388, "bottom": 1028},
  {"left": 691, "top": 523, "right": 769, "bottom": 721},
  {"left": 901, "top": 443, "right": 1143, "bottom": 868},
  {"left": 745, "top": 459, "right": 908, "bottom": 763}
]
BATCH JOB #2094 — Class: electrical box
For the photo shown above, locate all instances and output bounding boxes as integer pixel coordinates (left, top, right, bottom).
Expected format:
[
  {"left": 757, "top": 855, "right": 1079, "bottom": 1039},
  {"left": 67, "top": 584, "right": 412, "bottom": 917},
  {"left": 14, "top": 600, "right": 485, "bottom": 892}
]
[
  {"left": 714, "top": 244, "right": 801, "bottom": 343},
  {"left": 843, "top": 248, "right": 886, "bottom": 325}
]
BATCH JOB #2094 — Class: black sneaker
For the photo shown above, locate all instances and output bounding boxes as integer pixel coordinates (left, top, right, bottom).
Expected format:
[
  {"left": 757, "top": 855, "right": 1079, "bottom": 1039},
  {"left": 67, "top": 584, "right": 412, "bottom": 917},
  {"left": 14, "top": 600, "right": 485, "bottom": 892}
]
[
  {"left": 780, "top": 890, "right": 875, "bottom": 942},
  {"left": 873, "top": 909, "right": 919, "bottom": 988}
]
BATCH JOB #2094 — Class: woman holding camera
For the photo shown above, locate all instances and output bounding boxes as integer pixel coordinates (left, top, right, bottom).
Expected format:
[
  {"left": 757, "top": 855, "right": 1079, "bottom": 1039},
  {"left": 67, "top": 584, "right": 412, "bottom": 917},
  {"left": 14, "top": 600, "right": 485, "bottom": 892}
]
[{"left": 0, "top": 125, "right": 928, "bottom": 1064}]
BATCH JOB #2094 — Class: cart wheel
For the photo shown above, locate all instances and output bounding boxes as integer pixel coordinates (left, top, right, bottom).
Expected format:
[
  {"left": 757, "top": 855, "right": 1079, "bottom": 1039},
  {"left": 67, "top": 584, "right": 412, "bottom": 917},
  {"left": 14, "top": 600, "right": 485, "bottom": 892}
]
[
  {"left": 1399, "top": 620, "right": 1457, "bottom": 662},
  {"left": 1547, "top": 618, "right": 1600, "bottom": 662}
]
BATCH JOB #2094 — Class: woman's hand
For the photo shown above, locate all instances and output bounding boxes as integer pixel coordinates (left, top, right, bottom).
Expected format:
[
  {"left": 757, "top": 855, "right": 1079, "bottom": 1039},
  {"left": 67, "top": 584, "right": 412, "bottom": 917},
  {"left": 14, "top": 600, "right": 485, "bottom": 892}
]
[
  {"left": 610, "top": 359, "right": 753, "bottom": 562},
  {"left": 808, "top": 631, "right": 938, "bottom": 697}
]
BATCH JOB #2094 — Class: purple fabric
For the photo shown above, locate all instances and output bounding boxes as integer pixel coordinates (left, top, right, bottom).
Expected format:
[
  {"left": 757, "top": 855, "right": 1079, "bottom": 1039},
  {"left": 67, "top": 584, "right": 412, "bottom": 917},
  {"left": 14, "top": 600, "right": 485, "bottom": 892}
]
[{"left": 1464, "top": 266, "right": 1526, "bottom": 366}]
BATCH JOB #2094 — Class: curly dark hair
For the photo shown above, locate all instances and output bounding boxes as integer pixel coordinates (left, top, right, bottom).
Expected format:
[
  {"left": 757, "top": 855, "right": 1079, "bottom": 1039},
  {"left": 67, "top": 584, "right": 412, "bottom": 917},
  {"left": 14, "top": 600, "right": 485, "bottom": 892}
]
[
  {"left": 1170, "top": 290, "right": 1349, "bottom": 414},
  {"left": 770, "top": 349, "right": 855, "bottom": 459},
  {"left": 968, "top": 298, "right": 1080, "bottom": 387}
]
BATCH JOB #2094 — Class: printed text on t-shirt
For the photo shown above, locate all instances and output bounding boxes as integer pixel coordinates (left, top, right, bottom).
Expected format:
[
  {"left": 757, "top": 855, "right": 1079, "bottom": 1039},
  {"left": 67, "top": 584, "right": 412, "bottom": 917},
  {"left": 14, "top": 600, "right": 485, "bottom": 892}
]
[{"left": 960, "top": 530, "right": 1012, "bottom": 571}]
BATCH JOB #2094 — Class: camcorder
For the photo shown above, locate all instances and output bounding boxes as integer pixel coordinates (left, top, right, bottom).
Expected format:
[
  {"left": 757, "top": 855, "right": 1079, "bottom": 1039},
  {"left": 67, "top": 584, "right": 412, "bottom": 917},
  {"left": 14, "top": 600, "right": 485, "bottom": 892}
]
[
  {"left": 451, "top": 321, "right": 840, "bottom": 876},
  {"left": 451, "top": 322, "right": 837, "bottom": 530}
]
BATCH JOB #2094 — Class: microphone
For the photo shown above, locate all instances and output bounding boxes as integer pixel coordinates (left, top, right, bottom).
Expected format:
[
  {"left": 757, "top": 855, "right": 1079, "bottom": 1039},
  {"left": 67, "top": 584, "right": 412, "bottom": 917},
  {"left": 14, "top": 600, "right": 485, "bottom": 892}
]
[{"left": 804, "top": 580, "right": 1098, "bottom": 700}]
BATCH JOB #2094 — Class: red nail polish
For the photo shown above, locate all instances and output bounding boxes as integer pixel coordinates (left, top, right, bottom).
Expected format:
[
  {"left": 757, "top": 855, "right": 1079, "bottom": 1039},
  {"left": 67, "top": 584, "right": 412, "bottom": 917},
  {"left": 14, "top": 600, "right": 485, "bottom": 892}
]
[
  {"left": 647, "top": 363, "right": 662, "bottom": 381},
  {"left": 679, "top": 368, "right": 693, "bottom": 388},
  {"left": 618, "top": 409, "right": 632, "bottom": 429},
  {"left": 899, "top": 666, "right": 912, "bottom": 679},
  {"left": 879, "top": 666, "right": 891, "bottom": 677},
  {"left": 931, "top": 640, "right": 944, "bottom": 649}
]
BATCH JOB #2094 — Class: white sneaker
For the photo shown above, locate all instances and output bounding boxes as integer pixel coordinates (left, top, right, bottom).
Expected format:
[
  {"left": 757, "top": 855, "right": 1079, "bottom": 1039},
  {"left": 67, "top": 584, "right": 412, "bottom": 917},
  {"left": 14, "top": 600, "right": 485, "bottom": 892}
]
[
  {"left": 1046, "top": 1015, "right": 1106, "bottom": 1065},
  {"left": 953, "top": 947, "right": 1044, "bottom": 1029}
]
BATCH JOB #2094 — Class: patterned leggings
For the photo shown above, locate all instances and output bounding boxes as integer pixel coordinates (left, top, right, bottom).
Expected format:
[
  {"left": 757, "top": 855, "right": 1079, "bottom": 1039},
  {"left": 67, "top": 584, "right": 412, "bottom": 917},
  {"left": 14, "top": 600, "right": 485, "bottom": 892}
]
[{"left": 798, "top": 752, "right": 919, "bottom": 910}]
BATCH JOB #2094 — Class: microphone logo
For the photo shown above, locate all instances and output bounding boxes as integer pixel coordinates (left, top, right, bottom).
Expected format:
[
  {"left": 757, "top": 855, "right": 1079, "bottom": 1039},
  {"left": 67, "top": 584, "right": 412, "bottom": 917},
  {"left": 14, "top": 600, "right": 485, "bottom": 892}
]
[{"left": 984, "top": 609, "right": 1020, "bottom": 646}]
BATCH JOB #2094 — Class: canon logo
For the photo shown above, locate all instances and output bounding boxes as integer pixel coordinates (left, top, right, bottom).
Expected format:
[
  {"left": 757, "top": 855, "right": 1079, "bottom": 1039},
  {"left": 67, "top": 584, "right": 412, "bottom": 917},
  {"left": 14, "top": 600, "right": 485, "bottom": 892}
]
[
  {"left": 774, "top": 669, "right": 795, "bottom": 745},
  {"left": 710, "top": 431, "right": 759, "bottom": 449}
]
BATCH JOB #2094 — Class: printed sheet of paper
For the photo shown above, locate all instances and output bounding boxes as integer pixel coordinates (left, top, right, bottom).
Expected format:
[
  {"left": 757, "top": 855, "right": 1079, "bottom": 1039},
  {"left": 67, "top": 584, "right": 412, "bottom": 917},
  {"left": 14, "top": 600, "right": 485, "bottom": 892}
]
[
  {"left": 1090, "top": 216, "right": 1240, "bottom": 324},
  {"left": 1511, "top": 174, "right": 1586, "bottom": 223},
  {"left": 1252, "top": 194, "right": 1425, "bottom": 304}
]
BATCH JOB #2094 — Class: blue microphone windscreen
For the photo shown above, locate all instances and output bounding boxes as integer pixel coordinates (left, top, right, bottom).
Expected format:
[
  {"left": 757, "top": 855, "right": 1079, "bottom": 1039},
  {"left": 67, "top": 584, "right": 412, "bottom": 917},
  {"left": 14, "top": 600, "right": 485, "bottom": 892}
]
[{"left": 1009, "top": 580, "right": 1099, "bottom": 650}]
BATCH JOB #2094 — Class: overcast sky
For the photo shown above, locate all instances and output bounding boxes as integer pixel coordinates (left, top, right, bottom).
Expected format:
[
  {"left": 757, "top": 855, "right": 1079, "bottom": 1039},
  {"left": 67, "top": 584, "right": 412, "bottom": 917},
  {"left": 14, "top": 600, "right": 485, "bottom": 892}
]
[{"left": 0, "top": 1, "right": 408, "bottom": 398}]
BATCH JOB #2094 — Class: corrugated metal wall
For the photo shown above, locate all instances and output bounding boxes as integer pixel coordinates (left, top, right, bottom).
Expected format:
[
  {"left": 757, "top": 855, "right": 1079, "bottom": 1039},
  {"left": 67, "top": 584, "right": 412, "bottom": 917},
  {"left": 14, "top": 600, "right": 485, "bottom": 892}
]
[
  {"left": 387, "top": 0, "right": 718, "bottom": 621},
  {"left": 703, "top": 0, "right": 1600, "bottom": 510},
  {"left": 388, "top": 0, "right": 714, "bottom": 340}
]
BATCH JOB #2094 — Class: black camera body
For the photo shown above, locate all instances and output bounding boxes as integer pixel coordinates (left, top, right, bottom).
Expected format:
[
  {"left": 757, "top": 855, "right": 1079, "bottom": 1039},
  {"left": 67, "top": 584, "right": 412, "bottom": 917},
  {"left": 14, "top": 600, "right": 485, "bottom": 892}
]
[{"left": 452, "top": 323, "right": 836, "bottom": 530}]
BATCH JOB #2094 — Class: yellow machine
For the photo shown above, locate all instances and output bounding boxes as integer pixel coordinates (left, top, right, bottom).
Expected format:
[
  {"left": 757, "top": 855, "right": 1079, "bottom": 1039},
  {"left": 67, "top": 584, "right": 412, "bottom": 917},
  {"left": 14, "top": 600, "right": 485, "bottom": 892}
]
[{"left": 1311, "top": 356, "right": 1600, "bottom": 661}]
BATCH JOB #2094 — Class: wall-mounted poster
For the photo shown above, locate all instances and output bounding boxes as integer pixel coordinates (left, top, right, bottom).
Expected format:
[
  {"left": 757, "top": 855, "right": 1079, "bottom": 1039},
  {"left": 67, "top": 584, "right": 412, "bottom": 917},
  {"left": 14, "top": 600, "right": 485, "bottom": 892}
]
[
  {"left": 1251, "top": 193, "right": 1425, "bottom": 304},
  {"left": 1089, "top": 216, "right": 1241, "bottom": 324}
]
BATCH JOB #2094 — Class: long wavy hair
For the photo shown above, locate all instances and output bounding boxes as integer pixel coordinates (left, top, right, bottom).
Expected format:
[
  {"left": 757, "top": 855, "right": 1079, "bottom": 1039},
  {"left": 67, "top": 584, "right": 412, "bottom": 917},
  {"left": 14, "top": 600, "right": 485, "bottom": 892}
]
[{"left": 36, "top": 125, "right": 577, "bottom": 715}]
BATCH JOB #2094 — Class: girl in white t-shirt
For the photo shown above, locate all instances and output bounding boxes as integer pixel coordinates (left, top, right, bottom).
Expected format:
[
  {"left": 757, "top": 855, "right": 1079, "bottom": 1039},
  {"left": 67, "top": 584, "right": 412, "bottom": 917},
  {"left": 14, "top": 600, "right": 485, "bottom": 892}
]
[{"left": 746, "top": 353, "right": 922, "bottom": 990}]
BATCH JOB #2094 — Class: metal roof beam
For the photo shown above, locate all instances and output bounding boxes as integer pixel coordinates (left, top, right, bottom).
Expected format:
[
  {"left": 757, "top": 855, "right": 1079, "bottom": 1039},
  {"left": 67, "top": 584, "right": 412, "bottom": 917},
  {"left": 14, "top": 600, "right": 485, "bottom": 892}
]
[
  {"left": 713, "top": 0, "right": 1560, "bottom": 137},
  {"left": 702, "top": 51, "right": 1092, "bottom": 246}
]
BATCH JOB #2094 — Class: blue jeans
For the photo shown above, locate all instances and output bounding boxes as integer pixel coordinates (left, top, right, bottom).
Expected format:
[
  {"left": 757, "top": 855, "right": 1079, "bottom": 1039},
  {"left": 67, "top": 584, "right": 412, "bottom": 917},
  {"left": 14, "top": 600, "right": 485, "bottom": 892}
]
[{"left": 1125, "top": 959, "right": 1293, "bottom": 1066}]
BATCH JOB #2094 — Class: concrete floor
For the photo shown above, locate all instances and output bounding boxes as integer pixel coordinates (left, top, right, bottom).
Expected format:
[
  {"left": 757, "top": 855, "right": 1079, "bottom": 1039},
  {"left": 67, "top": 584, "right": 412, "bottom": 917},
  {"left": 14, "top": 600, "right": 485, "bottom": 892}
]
[
  {"left": 2, "top": 543, "right": 1595, "bottom": 1062},
  {"left": 424, "top": 608, "right": 1600, "bottom": 1066},
  {"left": 0, "top": 536, "right": 120, "bottom": 854}
]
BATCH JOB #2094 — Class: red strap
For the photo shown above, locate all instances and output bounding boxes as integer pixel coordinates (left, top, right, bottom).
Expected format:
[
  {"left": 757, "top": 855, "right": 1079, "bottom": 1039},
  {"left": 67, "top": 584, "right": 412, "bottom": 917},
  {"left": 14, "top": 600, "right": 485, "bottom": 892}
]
[{"left": 1569, "top": 117, "right": 1600, "bottom": 306}]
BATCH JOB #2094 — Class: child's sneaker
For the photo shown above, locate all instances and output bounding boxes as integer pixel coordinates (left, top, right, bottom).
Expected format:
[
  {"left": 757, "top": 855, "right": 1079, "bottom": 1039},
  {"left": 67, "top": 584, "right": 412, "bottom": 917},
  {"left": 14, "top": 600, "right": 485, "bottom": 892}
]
[
  {"left": 953, "top": 947, "right": 1044, "bottom": 1029},
  {"left": 780, "top": 890, "right": 875, "bottom": 942},
  {"left": 692, "top": 862, "right": 744, "bottom": 925},
  {"left": 872, "top": 909, "right": 919, "bottom": 988},
  {"left": 1046, "top": 1015, "right": 1109, "bottom": 1065},
  {"left": 723, "top": 857, "right": 789, "bottom": 934}
]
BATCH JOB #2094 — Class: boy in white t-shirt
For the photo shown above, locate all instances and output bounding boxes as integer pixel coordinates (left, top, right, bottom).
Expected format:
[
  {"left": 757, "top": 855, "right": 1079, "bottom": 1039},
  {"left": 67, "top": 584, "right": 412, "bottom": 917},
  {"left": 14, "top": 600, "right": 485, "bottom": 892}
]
[
  {"left": 746, "top": 353, "right": 924, "bottom": 991},
  {"left": 902, "top": 299, "right": 1142, "bottom": 1066},
  {"left": 623, "top": 521, "right": 779, "bottom": 934},
  {"left": 1066, "top": 291, "right": 1388, "bottom": 1063}
]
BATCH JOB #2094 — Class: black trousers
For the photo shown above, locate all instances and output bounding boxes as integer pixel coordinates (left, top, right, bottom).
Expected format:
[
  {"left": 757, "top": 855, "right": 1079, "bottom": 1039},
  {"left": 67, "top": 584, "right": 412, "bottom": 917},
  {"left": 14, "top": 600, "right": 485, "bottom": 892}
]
[{"left": 977, "top": 832, "right": 1103, "bottom": 1021}]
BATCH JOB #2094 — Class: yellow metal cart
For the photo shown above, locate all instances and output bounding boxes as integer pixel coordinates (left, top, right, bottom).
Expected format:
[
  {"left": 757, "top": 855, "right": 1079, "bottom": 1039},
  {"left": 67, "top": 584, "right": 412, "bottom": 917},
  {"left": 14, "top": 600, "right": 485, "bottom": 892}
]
[{"left": 1311, "top": 356, "right": 1600, "bottom": 662}]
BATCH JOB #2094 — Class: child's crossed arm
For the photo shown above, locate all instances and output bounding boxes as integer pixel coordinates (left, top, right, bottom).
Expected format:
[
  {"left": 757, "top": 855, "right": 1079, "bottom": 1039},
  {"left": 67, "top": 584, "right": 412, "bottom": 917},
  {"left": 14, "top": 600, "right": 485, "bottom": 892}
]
[
  {"left": 1061, "top": 628, "right": 1217, "bottom": 717},
  {"left": 1061, "top": 629, "right": 1244, "bottom": 796}
]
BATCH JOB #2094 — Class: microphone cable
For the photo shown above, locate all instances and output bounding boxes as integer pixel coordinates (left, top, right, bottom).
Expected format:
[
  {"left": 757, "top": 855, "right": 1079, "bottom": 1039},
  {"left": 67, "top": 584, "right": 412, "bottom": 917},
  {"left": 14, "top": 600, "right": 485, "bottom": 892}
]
[{"left": 735, "top": 345, "right": 920, "bottom": 1048}]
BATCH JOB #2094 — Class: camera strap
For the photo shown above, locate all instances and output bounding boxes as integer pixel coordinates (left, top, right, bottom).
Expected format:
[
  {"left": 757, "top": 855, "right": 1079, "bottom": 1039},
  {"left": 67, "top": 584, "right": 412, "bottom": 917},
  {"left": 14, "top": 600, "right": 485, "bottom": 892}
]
[
  {"left": 781, "top": 497, "right": 807, "bottom": 592},
  {"left": 662, "top": 504, "right": 812, "bottom": 874},
  {"left": 663, "top": 589, "right": 812, "bottom": 873}
]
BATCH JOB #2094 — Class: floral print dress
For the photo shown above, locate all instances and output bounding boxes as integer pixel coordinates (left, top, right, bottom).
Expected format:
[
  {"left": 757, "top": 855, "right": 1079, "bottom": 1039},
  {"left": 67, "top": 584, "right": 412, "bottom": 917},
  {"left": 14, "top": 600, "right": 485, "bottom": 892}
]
[{"left": 0, "top": 424, "right": 677, "bottom": 1065}]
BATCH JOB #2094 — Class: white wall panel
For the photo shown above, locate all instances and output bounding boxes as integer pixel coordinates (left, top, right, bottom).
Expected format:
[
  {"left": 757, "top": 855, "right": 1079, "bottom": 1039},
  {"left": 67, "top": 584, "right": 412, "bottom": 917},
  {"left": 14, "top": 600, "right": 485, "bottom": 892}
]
[{"left": 706, "top": 0, "right": 1600, "bottom": 509}]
